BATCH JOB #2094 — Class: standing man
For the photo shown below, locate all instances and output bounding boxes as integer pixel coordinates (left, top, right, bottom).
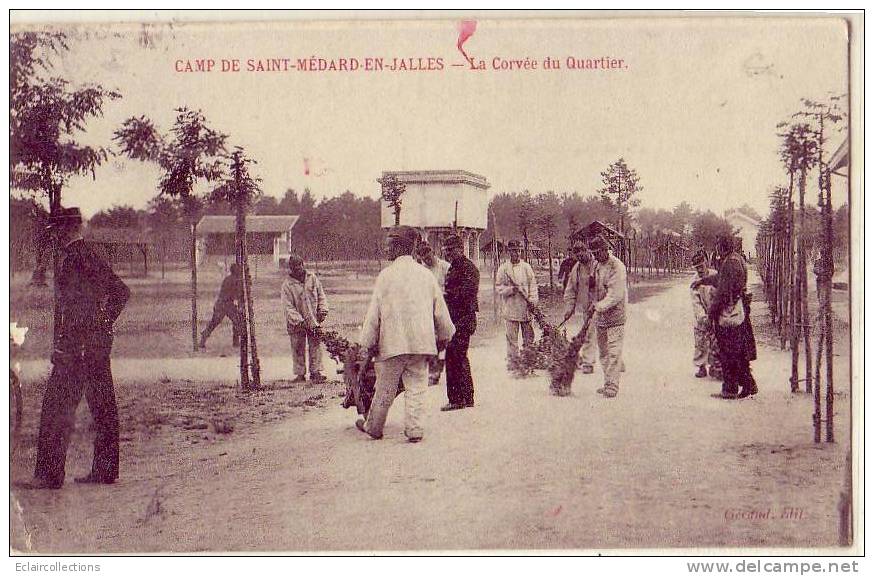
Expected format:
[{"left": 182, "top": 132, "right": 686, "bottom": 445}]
[
  {"left": 281, "top": 254, "right": 329, "bottom": 383},
  {"left": 355, "top": 226, "right": 455, "bottom": 442},
  {"left": 697, "top": 236, "right": 758, "bottom": 399},
  {"left": 557, "top": 249, "right": 577, "bottom": 291},
  {"left": 690, "top": 250, "right": 721, "bottom": 379},
  {"left": 199, "top": 263, "right": 241, "bottom": 349},
  {"left": 416, "top": 241, "right": 451, "bottom": 385},
  {"left": 440, "top": 234, "right": 480, "bottom": 411},
  {"left": 28, "top": 207, "right": 130, "bottom": 489},
  {"left": 561, "top": 240, "right": 597, "bottom": 374},
  {"left": 496, "top": 239, "right": 538, "bottom": 369},
  {"left": 588, "top": 235, "right": 627, "bottom": 399}
]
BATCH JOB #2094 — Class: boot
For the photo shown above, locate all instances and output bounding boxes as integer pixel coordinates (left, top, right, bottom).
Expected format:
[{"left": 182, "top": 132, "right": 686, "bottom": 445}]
[{"left": 695, "top": 365, "right": 708, "bottom": 378}]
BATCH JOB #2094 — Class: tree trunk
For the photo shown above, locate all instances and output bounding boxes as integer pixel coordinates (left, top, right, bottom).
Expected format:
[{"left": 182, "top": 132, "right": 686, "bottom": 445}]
[
  {"left": 788, "top": 173, "right": 799, "bottom": 393},
  {"left": 242, "top": 233, "right": 261, "bottom": 388},
  {"left": 191, "top": 222, "right": 199, "bottom": 352},
  {"left": 235, "top": 207, "right": 250, "bottom": 390},
  {"left": 799, "top": 170, "right": 813, "bottom": 395},
  {"left": 546, "top": 232, "right": 554, "bottom": 291}
]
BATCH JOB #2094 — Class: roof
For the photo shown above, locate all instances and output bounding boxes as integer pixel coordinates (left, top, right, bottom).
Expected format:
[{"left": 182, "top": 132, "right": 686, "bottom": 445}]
[
  {"left": 196, "top": 215, "right": 299, "bottom": 234},
  {"left": 828, "top": 136, "right": 849, "bottom": 173},
  {"left": 572, "top": 220, "right": 625, "bottom": 240},
  {"left": 724, "top": 209, "right": 761, "bottom": 227},
  {"left": 378, "top": 170, "right": 491, "bottom": 190},
  {"left": 85, "top": 227, "right": 152, "bottom": 245}
]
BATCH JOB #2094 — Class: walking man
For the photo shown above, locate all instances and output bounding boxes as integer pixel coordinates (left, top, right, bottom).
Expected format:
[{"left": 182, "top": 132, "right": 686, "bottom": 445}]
[
  {"left": 496, "top": 239, "right": 538, "bottom": 369},
  {"left": 355, "top": 226, "right": 455, "bottom": 442},
  {"left": 588, "top": 236, "right": 627, "bottom": 399},
  {"left": 199, "top": 263, "right": 241, "bottom": 349},
  {"left": 28, "top": 207, "right": 130, "bottom": 489},
  {"left": 690, "top": 250, "right": 721, "bottom": 379},
  {"left": 440, "top": 234, "right": 479, "bottom": 411},
  {"left": 561, "top": 240, "right": 597, "bottom": 374},
  {"left": 416, "top": 241, "right": 451, "bottom": 385},
  {"left": 281, "top": 254, "right": 329, "bottom": 383}
]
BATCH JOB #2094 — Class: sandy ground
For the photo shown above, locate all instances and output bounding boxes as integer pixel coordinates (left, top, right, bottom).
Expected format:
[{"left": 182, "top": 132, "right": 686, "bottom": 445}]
[{"left": 10, "top": 276, "right": 852, "bottom": 553}]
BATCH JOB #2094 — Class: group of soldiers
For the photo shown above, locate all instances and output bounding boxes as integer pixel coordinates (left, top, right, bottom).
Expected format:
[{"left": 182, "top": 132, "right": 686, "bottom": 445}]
[{"left": 21, "top": 204, "right": 755, "bottom": 488}]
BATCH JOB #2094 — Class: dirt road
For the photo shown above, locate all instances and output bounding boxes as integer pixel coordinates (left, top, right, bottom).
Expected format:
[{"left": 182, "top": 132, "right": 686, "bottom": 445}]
[{"left": 11, "top": 277, "right": 850, "bottom": 552}]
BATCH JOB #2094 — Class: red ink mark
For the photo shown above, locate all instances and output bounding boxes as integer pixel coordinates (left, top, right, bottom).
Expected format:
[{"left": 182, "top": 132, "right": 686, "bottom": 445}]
[
  {"left": 456, "top": 20, "right": 477, "bottom": 66},
  {"left": 549, "top": 505, "right": 562, "bottom": 516},
  {"left": 303, "top": 157, "right": 330, "bottom": 177}
]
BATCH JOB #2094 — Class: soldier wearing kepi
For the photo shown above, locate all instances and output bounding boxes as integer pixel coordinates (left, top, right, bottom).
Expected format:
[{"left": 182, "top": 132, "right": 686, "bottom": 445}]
[
  {"left": 690, "top": 250, "right": 721, "bottom": 379},
  {"left": 562, "top": 239, "right": 597, "bottom": 374},
  {"left": 440, "top": 234, "right": 480, "bottom": 412},
  {"left": 495, "top": 239, "right": 539, "bottom": 369},
  {"left": 199, "top": 263, "right": 242, "bottom": 349},
  {"left": 588, "top": 235, "right": 627, "bottom": 399},
  {"left": 355, "top": 226, "right": 455, "bottom": 442},
  {"left": 28, "top": 207, "right": 130, "bottom": 489}
]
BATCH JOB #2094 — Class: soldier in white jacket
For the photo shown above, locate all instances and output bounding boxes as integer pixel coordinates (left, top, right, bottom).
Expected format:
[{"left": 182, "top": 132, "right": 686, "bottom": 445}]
[
  {"left": 561, "top": 240, "right": 597, "bottom": 374},
  {"left": 589, "top": 236, "right": 628, "bottom": 399},
  {"left": 356, "top": 226, "right": 455, "bottom": 443},
  {"left": 495, "top": 239, "right": 539, "bottom": 368},
  {"left": 280, "top": 255, "right": 329, "bottom": 383}
]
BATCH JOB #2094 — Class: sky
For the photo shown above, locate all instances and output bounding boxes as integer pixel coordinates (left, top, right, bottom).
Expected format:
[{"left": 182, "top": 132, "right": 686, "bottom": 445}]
[{"left": 11, "top": 14, "right": 850, "bottom": 218}]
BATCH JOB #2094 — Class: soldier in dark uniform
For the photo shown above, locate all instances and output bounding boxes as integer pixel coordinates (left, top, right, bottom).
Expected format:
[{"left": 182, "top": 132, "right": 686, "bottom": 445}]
[
  {"left": 27, "top": 207, "right": 130, "bottom": 489},
  {"left": 199, "top": 264, "right": 241, "bottom": 348},
  {"left": 440, "top": 234, "right": 480, "bottom": 412}
]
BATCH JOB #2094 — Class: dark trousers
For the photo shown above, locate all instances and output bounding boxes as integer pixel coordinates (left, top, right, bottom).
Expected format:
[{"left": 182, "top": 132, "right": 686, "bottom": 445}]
[
  {"left": 35, "top": 340, "right": 119, "bottom": 485},
  {"left": 202, "top": 303, "right": 240, "bottom": 344},
  {"left": 446, "top": 316, "right": 476, "bottom": 406},
  {"left": 717, "top": 343, "right": 756, "bottom": 396}
]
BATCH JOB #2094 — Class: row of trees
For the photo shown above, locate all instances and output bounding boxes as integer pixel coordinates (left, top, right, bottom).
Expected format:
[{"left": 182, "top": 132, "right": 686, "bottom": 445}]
[{"left": 11, "top": 31, "right": 263, "bottom": 387}]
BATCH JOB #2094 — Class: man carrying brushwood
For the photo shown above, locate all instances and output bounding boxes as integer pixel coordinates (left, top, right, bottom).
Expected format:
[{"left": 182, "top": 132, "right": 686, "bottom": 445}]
[
  {"left": 199, "top": 263, "right": 242, "bottom": 349},
  {"left": 281, "top": 254, "right": 330, "bottom": 383},
  {"left": 690, "top": 250, "right": 721, "bottom": 380},
  {"left": 440, "top": 234, "right": 480, "bottom": 412},
  {"left": 561, "top": 240, "right": 598, "bottom": 374},
  {"left": 588, "top": 235, "right": 627, "bottom": 399},
  {"left": 496, "top": 239, "right": 539, "bottom": 370},
  {"left": 416, "top": 241, "right": 451, "bottom": 385},
  {"left": 355, "top": 226, "right": 455, "bottom": 442}
]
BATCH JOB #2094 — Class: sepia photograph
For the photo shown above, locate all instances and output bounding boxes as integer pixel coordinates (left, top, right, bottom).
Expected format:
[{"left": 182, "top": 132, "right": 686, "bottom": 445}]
[{"left": 7, "top": 10, "right": 863, "bottom": 557}]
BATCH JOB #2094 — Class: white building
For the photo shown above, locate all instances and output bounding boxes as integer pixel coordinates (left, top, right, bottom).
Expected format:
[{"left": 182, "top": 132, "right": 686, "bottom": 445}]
[
  {"left": 724, "top": 209, "right": 761, "bottom": 260},
  {"left": 379, "top": 170, "right": 490, "bottom": 263},
  {"left": 196, "top": 214, "right": 299, "bottom": 267}
]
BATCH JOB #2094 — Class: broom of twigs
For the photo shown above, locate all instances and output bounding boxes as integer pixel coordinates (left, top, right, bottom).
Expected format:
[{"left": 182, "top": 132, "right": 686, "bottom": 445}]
[
  {"left": 503, "top": 275, "right": 595, "bottom": 396},
  {"left": 305, "top": 325, "right": 398, "bottom": 415}
]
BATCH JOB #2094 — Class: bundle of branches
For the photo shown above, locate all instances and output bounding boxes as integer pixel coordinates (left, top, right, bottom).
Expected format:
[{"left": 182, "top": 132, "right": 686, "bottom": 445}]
[
  {"left": 305, "top": 325, "right": 402, "bottom": 415},
  {"left": 503, "top": 277, "right": 595, "bottom": 395},
  {"left": 546, "top": 308, "right": 595, "bottom": 396}
]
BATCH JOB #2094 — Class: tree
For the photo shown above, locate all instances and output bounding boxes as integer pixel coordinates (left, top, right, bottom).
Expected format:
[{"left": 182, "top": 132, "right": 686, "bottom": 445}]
[
  {"left": 690, "top": 210, "right": 734, "bottom": 253},
  {"left": 253, "top": 195, "right": 282, "bottom": 215},
  {"left": 598, "top": 157, "right": 642, "bottom": 234},
  {"left": 379, "top": 174, "right": 406, "bottom": 226},
  {"left": 535, "top": 191, "right": 562, "bottom": 289},
  {"left": 114, "top": 107, "right": 227, "bottom": 351},
  {"left": 145, "top": 195, "right": 183, "bottom": 279},
  {"left": 10, "top": 31, "right": 122, "bottom": 339},
  {"left": 211, "top": 148, "right": 262, "bottom": 389},
  {"left": 517, "top": 191, "right": 535, "bottom": 260},
  {"left": 89, "top": 204, "right": 142, "bottom": 228}
]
